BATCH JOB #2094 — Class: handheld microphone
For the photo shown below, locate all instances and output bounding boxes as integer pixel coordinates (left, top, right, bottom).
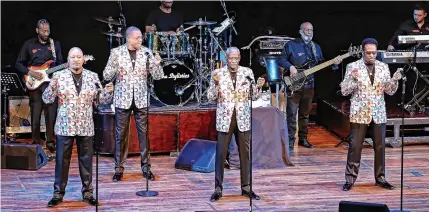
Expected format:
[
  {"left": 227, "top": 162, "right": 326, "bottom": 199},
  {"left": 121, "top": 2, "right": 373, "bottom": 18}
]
[{"left": 245, "top": 76, "right": 255, "bottom": 84}]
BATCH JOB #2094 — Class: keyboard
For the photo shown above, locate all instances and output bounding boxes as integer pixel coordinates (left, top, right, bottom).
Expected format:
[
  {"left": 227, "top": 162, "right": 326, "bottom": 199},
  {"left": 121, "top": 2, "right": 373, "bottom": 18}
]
[
  {"left": 380, "top": 51, "right": 429, "bottom": 64},
  {"left": 398, "top": 35, "right": 429, "bottom": 44}
]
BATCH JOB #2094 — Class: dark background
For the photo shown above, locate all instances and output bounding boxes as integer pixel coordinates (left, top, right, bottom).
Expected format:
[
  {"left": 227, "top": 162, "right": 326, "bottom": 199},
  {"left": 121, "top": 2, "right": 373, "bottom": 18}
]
[{"left": 2, "top": 1, "right": 427, "bottom": 100}]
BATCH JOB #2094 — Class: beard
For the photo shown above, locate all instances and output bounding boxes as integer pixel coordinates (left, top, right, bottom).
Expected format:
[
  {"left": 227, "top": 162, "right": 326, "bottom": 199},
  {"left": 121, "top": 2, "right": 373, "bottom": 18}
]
[{"left": 300, "top": 31, "right": 313, "bottom": 43}]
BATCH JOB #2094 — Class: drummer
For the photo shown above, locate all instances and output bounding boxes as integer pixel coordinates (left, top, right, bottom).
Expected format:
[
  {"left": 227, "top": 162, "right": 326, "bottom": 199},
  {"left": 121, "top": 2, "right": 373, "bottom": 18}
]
[{"left": 145, "top": 0, "right": 183, "bottom": 34}]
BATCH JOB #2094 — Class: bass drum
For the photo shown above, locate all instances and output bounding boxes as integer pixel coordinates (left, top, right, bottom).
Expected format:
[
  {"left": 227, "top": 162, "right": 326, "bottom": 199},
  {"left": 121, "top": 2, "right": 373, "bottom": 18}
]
[{"left": 152, "top": 60, "right": 195, "bottom": 106}]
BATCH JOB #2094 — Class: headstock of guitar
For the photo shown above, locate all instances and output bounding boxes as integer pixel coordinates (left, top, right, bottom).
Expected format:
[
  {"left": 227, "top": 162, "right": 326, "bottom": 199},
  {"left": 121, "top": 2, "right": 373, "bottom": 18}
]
[
  {"left": 83, "top": 55, "right": 95, "bottom": 64},
  {"left": 348, "top": 45, "right": 363, "bottom": 58}
]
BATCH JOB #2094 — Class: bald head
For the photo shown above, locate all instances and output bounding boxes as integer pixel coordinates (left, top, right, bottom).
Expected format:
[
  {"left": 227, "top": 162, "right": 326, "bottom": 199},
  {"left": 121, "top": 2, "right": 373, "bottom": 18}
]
[
  {"left": 68, "top": 47, "right": 83, "bottom": 57},
  {"left": 68, "top": 47, "right": 84, "bottom": 72}
]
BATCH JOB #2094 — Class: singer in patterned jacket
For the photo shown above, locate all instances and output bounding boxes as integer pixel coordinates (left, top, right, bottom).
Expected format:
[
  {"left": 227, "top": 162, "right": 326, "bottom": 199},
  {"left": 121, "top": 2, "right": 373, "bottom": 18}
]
[
  {"left": 207, "top": 47, "right": 265, "bottom": 202},
  {"left": 340, "top": 38, "right": 403, "bottom": 191},
  {"left": 43, "top": 47, "right": 114, "bottom": 207},
  {"left": 103, "top": 26, "right": 164, "bottom": 182}
]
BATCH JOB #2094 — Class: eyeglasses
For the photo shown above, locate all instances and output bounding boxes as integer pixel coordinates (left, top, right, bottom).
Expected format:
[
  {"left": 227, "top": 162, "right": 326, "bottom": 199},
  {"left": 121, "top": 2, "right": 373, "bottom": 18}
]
[{"left": 364, "top": 51, "right": 377, "bottom": 55}]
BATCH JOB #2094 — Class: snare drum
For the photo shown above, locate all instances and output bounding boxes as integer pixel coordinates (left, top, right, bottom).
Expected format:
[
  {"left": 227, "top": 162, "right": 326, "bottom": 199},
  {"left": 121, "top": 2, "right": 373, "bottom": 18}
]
[{"left": 152, "top": 60, "right": 195, "bottom": 106}]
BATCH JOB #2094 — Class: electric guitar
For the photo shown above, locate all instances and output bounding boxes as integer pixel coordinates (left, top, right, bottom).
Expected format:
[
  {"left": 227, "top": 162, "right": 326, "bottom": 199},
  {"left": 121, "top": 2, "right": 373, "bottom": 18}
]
[
  {"left": 284, "top": 45, "right": 362, "bottom": 91},
  {"left": 24, "top": 55, "right": 95, "bottom": 91}
]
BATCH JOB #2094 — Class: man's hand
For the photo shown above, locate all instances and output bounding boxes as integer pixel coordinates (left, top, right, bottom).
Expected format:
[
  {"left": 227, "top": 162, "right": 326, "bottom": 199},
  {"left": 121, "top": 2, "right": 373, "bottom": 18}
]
[
  {"left": 351, "top": 69, "right": 359, "bottom": 80},
  {"left": 289, "top": 66, "right": 298, "bottom": 77},
  {"left": 392, "top": 68, "right": 403, "bottom": 81},
  {"left": 154, "top": 53, "right": 162, "bottom": 65},
  {"left": 212, "top": 71, "right": 220, "bottom": 86},
  {"left": 333, "top": 56, "right": 343, "bottom": 65},
  {"left": 28, "top": 70, "right": 43, "bottom": 80},
  {"left": 256, "top": 77, "right": 265, "bottom": 88},
  {"left": 387, "top": 45, "right": 395, "bottom": 51},
  {"left": 105, "top": 82, "right": 114, "bottom": 92}
]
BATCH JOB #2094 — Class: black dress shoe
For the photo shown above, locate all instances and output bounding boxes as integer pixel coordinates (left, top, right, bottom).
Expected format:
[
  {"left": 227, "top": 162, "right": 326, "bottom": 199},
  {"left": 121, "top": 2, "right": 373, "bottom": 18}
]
[
  {"left": 46, "top": 142, "right": 56, "bottom": 154},
  {"left": 47, "top": 197, "right": 63, "bottom": 207},
  {"left": 143, "top": 170, "right": 155, "bottom": 181},
  {"left": 224, "top": 160, "right": 231, "bottom": 169},
  {"left": 112, "top": 172, "right": 123, "bottom": 182},
  {"left": 376, "top": 181, "right": 395, "bottom": 190},
  {"left": 298, "top": 139, "right": 314, "bottom": 148},
  {"left": 342, "top": 182, "right": 353, "bottom": 191},
  {"left": 241, "top": 190, "right": 260, "bottom": 200},
  {"left": 210, "top": 191, "right": 222, "bottom": 202},
  {"left": 83, "top": 196, "right": 100, "bottom": 206}
]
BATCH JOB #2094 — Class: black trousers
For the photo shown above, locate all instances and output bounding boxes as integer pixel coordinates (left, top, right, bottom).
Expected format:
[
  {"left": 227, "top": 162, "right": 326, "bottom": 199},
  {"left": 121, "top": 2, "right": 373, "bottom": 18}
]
[
  {"left": 114, "top": 102, "right": 148, "bottom": 173},
  {"left": 29, "top": 83, "right": 57, "bottom": 145},
  {"left": 286, "top": 87, "right": 314, "bottom": 148},
  {"left": 215, "top": 109, "right": 251, "bottom": 193},
  {"left": 53, "top": 135, "right": 93, "bottom": 199},
  {"left": 345, "top": 122, "right": 386, "bottom": 184}
]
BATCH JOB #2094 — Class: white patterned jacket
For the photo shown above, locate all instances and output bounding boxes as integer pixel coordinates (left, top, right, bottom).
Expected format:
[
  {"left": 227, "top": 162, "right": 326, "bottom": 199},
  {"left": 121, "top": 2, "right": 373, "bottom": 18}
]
[
  {"left": 207, "top": 66, "right": 262, "bottom": 132},
  {"left": 340, "top": 59, "right": 399, "bottom": 124}
]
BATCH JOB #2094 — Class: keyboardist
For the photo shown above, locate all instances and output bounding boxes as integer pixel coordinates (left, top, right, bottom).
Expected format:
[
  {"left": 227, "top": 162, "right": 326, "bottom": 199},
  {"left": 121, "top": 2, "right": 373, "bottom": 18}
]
[{"left": 387, "top": 4, "right": 428, "bottom": 51}]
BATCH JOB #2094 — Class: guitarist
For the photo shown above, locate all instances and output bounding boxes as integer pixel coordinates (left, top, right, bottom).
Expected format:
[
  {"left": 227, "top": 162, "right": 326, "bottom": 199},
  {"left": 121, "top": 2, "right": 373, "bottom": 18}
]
[
  {"left": 15, "top": 19, "right": 63, "bottom": 153},
  {"left": 278, "top": 22, "right": 342, "bottom": 151}
]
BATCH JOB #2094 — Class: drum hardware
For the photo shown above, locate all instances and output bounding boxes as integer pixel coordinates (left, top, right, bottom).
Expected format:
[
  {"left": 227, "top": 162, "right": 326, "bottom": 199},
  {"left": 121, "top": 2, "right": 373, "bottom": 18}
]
[
  {"left": 95, "top": 16, "right": 124, "bottom": 49},
  {"left": 94, "top": 16, "right": 121, "bottom": 25}
]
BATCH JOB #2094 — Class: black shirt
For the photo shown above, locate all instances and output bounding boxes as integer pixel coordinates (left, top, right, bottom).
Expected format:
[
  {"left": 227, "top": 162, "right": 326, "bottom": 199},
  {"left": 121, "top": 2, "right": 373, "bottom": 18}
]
[
  {"left": 128, "top": 49, "right": 137, "bottom": 69},
  {"left": 145, "top": 8, "right": 183, "bottom": 32},
  {"left": 72, "top": 71, "right": 83, "bottom": 95},
  {"left": 15, "top": 37, "right": 63, "bottom": 75},
  {"left": 388, "top": 19, "right": 429, "bottom": 50}
]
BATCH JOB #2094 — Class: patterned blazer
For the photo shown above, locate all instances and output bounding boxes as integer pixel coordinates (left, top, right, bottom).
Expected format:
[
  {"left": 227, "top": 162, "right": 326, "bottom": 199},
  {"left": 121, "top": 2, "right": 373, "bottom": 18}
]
[
  {"left": 103, "top": 44, "right": 163, "bottom": 109},
  {"left": 42, "top": 69, "right": 113, "bottom": 136},
  {"left": 207, "top": 66, "right": 262, "bottom": 133},
  {"left": 340, "top": 59, "right": 399, "bottom": 124}
]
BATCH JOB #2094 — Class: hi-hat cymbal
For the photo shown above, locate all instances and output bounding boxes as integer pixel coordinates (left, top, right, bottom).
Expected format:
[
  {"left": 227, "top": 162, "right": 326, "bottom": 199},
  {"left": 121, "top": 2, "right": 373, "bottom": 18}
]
[
  {"left": 184, "top": 20, "right": 217, "bottom": 26},
  {"left": 94, "top": 16, "right": 121, "bottom": 25},
  {"left": 101, "top": 31, "right": 123, "bottom": 37}
]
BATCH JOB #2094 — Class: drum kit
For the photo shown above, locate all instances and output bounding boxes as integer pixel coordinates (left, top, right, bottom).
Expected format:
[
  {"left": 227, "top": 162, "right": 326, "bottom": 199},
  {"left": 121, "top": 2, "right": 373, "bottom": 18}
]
[{"left": 95, "top": 16, "right": 233, "bottom": 107}]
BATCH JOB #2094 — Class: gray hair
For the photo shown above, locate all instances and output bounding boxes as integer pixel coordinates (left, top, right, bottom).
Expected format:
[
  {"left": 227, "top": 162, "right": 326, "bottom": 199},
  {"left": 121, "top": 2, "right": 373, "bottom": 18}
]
[
  {"left": 36, "top": 19, "right": 49, "bottom": 28},
  {"left": 300, "top": 22, "right": 312, "bottom": 30},
  {"left": 126, "top": 26, "right": 141, "bottom": 38},
  {"left": 226, "top": 47, "right": 240, "bottom": 57}
]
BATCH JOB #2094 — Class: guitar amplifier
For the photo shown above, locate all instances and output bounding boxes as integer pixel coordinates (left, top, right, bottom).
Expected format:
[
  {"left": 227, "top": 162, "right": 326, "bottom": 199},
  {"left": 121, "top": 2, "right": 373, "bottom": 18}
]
[{"left": 7, "top": 96, "right": 46, "bottom": 134}]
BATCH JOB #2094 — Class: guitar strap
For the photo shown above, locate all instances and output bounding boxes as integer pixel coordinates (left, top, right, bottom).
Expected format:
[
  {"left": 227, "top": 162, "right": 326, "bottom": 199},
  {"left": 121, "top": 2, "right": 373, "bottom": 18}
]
[
  {"left": 49, "top": 38, "right": 57, "bottom": 64},
  {"left": 310, "top": 41, "right": 317, "bottom": 65}
]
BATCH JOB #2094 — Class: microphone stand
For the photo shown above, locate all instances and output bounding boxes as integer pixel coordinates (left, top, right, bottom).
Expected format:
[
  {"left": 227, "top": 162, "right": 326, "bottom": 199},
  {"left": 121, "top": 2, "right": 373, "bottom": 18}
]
[
  {"left": 94, "top": 87, "right": 103, "bottom": 212},
  {"left": 118, "top": 1, "right": 127, "bottom": 44},
  {"left": 136, "top": 55, "right": 158, "bottom": 197},
  {"left": 246, "top": 77, "right": 254, "bottom": 212},
  {"left": 400, "top": 71, "right": 407, "bottom": 212},
  {"left": 220, "top": 0, "right": 237, "bottom": 47}
]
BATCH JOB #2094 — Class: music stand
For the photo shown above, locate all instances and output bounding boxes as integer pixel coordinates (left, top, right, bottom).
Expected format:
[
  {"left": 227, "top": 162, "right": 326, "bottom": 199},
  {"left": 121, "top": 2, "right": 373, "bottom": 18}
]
[{"left": 1, "top": 73, "right": 25, "bottom": 143}]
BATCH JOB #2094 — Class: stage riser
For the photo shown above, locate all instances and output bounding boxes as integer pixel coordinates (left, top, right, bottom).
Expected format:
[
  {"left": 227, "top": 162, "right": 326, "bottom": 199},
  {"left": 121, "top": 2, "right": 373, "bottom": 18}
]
[
  {"left": 96, "top": 110, "right": 217, "bottom": 154},
  {"left": 317, "top": 99, "right": 429, "bottom": 147}
]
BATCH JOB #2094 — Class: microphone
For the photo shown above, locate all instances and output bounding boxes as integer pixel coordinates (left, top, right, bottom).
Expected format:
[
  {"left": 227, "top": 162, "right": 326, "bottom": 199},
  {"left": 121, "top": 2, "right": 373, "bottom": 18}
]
[
  {"left": 398, "top": 68, "right": 406, "bottom": 81},
  {"left": 95, "top": 82, "right": 103, "bottom": 92},
  {"left": 246, "top": 76, "right": 255, "bottom": 84}
]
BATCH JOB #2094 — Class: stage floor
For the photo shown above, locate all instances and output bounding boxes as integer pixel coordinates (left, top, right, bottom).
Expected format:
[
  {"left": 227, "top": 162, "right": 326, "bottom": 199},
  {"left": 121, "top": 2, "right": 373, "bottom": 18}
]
[{"left": 1, "top": 125, "right": 429, "bottom": 211}]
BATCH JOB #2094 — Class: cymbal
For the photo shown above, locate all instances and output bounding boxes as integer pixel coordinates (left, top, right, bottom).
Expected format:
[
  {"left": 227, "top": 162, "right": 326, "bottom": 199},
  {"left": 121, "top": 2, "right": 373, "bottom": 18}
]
[
  {"left": 184, "top": 20, "right": 217, "bottom": 26},
  {"left": 94, "top": 16, "right": 121, "bottom": 25},
  {"left": 101, "top": 31, "right": 123, "bottom": 37}
]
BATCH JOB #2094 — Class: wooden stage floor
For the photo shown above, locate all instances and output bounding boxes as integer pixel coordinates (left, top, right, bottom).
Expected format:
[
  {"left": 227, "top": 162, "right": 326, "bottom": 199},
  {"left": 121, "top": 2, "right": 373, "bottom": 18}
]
[{"left": 1, "top": 125, "right": 429, "bottom": 211}]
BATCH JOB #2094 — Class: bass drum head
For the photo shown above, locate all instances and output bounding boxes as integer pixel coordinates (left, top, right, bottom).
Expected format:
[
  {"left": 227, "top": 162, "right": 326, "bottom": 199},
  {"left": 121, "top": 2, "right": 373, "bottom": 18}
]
[{"left": 152, "top": 60, "right": 195, "bottom": 106}]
